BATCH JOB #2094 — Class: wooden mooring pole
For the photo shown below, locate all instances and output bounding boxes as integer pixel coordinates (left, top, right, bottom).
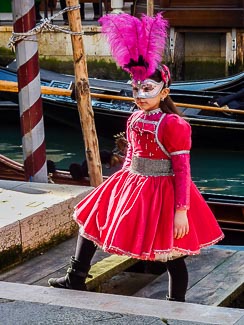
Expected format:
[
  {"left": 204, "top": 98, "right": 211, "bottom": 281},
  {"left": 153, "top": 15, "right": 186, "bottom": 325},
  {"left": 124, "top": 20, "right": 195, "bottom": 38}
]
[
  {"left": 147, "top": 0, "right": 154, "bottom": 16},
  {"left": 66, "top": 0, "right": 103, "bottom": 187},
  {"left": 12, "top": 0, "right": 47, "bottom": 183}
]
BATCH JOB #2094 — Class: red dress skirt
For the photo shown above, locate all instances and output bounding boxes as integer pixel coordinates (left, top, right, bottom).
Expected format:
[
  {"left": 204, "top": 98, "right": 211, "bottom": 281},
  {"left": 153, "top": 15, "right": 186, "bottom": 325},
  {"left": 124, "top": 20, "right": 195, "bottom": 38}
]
[{"left": 74, "top": 110, "right": 224, "bottom": 261}]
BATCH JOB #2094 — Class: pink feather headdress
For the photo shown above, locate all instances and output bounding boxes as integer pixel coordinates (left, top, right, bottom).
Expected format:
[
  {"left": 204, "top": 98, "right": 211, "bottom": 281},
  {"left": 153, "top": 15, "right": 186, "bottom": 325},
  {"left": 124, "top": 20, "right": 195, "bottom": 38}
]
[{"left": 99, "top": 13, "right": 169, "bottom": 81}]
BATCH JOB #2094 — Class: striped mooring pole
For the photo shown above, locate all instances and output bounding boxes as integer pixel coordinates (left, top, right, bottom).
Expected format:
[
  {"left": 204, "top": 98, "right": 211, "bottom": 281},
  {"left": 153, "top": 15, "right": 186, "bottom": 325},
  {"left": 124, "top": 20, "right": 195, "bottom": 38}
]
[{"left": 12, "top": 0, "right": 47, "bottom": 182}]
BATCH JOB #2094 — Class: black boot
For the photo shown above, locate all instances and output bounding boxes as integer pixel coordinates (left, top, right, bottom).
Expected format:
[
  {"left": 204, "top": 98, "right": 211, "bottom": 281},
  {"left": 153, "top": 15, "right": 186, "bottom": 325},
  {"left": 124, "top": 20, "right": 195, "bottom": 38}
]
[
  {"left": 166, "top": 295, "right": 185, "bottom": 302},
  {"left": 165, "top": 256, "right": 188, "bottom": 303},
  {"left": 48, "top": 256, "right": 90, "bottom": 290}
]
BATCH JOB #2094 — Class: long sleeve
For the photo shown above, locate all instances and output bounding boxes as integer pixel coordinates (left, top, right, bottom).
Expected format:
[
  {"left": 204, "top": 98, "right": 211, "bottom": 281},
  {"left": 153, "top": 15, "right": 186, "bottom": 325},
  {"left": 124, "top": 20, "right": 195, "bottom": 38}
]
[
  {"left": 171, "top": 153, "right": 191, "bottom": 210},
  {"left": 161, "top": 115, "right": 192, "bottom": 210}
]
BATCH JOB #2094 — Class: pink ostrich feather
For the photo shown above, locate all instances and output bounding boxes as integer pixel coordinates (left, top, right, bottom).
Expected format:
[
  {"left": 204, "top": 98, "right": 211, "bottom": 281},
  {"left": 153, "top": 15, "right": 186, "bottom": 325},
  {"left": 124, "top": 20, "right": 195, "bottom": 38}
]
[
  {"left": 99, "top": 14, "right": 143, "bottom": 73},
  {"left": 99, "top": 13, "right": 169, "bottom": 81},
  {"left": 140, "top": 13, "right": 169, "bottom": 78}
]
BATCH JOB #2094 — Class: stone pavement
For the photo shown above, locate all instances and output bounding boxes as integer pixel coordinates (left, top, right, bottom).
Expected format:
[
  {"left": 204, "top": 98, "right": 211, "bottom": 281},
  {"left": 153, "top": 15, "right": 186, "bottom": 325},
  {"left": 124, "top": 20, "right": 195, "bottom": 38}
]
[{"left": 0, "top": 281, "right": 244, "bottom": 325}]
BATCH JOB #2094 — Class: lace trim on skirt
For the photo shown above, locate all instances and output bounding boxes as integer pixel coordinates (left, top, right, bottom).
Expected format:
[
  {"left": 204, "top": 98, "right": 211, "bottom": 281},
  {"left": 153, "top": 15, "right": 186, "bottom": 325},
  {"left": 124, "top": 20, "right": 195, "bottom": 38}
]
[{"left": 78, "top": 226, "right": 224, "bottom": 262}]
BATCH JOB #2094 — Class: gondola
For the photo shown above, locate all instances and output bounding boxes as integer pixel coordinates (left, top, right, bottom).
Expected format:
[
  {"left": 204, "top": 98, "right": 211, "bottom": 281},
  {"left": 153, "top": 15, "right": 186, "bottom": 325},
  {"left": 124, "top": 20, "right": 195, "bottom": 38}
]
[
  {"left": 5, "top": 60, "right": 244, "bottom": 93},
  {"left": 0, "top": 154, "right": 93, "bottom": 187},
  {"left": 171, "top": 71, "right": 244, "bottom": 92},
  {"left": 0, "top": 153, "right": 243, "bottom": 237},
  {"left": 0, "top": 65, "right": 244, "bottom": 149}
]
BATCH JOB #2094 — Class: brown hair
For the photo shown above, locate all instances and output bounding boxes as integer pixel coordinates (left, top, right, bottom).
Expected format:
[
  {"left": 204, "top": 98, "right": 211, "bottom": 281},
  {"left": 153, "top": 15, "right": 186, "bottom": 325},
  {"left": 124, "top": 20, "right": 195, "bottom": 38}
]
[{"left": 149, "top": 69, "right": 183, "bottom": 116}]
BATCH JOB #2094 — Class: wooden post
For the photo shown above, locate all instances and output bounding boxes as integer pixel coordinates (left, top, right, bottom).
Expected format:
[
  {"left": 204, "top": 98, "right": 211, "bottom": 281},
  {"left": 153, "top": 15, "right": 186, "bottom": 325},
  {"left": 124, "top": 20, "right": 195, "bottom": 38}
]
[
  {"left": 147, "top": 0, "right": 154, "bottom": 16},
  {"left": 66, "top": 0, "right": 103, "bottom": 187},
  {"left": 237, "top": 32, "right": 244, "bottom": 66}
]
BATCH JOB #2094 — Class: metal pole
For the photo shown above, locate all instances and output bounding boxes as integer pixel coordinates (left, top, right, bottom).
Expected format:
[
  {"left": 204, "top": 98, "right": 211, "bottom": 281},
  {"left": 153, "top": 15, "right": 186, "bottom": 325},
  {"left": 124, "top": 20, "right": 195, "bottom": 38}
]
[
  {"left": 66, "top": 0, "right": 103, "bottom": 187},
  {"left": 147, "top": 0, "right": 154, "bottom": 16},
  {"left": 12, "top": 0, "right": 47, "bottom": 183}
]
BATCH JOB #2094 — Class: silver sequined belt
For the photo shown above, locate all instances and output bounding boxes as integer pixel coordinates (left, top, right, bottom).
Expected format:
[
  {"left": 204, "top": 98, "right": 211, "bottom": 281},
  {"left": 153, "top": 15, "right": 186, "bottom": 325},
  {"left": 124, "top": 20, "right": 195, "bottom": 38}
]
[{"left": 130, "top": 156, "right": 173, "bottom": 176}]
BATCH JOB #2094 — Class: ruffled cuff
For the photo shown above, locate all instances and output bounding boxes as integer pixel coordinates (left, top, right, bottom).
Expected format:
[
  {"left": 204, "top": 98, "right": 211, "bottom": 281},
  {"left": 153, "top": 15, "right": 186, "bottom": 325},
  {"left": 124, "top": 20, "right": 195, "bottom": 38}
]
[
  {"left": 171, "top": 152, "right": 191, "bottom": 210},
  {"left": 122, "top": 143, "right": 133, "bottom": 169}
]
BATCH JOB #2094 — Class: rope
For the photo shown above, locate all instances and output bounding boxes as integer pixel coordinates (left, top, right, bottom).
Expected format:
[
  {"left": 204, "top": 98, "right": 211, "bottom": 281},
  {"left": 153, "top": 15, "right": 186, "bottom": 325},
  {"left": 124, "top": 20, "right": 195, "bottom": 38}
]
[{"left": 8, "top": 5, "right": 83, "bottom": 49}]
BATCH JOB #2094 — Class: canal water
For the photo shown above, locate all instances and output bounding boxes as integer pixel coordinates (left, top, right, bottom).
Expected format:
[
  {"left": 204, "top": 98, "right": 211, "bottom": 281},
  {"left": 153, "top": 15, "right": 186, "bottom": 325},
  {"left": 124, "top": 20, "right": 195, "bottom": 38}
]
[{"left": 1, "top": 118, "right": 244, "bottom": 197}]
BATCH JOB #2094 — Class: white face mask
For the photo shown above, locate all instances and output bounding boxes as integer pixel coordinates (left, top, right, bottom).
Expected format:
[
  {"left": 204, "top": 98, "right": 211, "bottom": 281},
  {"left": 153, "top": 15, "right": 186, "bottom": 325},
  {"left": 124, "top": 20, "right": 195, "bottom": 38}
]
[{"left": 132, "top": 79, "right": 164, "bottom": 99}]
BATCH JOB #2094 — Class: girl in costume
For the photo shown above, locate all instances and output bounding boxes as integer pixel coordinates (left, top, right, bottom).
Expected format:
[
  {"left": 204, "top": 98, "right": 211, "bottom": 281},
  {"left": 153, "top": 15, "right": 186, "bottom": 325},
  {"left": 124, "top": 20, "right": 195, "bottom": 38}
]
[{"left": 48, "top": 13, "right": 224, "bottom": 302}]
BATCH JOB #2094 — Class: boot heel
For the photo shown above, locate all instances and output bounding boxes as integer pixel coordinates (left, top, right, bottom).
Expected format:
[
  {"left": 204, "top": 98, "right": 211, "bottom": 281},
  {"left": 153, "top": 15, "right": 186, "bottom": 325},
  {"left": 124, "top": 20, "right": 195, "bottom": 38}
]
[{"left": 166, "top": 295, "right": 185, "bottom": 302}]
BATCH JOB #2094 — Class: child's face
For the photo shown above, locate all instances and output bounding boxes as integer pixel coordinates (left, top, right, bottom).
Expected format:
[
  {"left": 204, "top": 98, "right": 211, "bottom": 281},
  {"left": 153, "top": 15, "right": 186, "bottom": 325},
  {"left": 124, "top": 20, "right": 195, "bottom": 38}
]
[
  {"left": 135, "top": 88, "right": 169, "bottom": 112},
  {"left": 132, "top": 79, "right": 164, "bottom": 99}
]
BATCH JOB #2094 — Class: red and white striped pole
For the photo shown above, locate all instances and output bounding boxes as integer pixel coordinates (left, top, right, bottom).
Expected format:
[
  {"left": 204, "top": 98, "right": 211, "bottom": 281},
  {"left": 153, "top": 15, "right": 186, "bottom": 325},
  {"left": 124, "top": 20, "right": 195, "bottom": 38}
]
[{"left": 12, "top": 0, "right": 47, "bottom": 182}]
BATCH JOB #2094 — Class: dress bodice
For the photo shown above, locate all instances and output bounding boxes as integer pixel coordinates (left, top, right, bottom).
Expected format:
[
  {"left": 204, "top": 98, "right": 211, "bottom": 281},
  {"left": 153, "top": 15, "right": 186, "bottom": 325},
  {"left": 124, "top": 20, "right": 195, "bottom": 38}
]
[
  {"left": 129, "top": 108, "right": 170, "bottom": 159},
  {"left": 123, "top": 109, "right": 193, "bottom": 210}
]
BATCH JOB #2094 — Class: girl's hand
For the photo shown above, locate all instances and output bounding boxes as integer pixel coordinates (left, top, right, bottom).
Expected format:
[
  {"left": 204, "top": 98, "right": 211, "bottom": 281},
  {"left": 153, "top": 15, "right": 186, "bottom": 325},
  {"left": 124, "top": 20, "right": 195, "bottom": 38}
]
[{"left": 174, "top": 209, "right": 189, "bottom": 239}]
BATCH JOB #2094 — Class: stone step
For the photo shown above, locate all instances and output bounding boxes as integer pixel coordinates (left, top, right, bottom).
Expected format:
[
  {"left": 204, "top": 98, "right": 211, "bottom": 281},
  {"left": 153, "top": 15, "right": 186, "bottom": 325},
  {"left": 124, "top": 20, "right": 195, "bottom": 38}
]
[{"left": 0, "top": 282, "right": 244, "bottom": 325}]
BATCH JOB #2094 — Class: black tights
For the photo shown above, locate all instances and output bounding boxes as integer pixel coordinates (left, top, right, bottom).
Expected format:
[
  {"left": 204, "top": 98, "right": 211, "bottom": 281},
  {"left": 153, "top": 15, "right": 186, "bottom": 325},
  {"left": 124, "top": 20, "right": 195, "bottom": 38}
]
[
  {"left": 74, "top": 234, "right": 97, "bottom": 272},
  {"left": 74, "top": 234, "right": 188, "bottom": 301},
  {"left": 165, "top": 257, "right": 188, "bottom": 301}
]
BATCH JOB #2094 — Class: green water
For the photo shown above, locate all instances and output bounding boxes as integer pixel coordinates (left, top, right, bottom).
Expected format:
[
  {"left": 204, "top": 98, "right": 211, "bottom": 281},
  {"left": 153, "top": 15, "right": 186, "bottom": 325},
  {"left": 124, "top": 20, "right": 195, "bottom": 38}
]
[
  {"left": 1, "top": 120, "right": 243, "bottom": 197},
  {"left": 0, "top": 119, "right": 117, "bottom": 176},
  {"left": 191, "top": 149, "right": 244, "bottom": 196}
]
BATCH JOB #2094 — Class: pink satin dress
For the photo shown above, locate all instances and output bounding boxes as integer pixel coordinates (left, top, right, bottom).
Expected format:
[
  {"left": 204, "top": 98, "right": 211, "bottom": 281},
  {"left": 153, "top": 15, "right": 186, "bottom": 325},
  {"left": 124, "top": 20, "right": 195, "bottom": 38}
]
[{"left": 74, "top": 108, "right": 224, "bottom": 261}]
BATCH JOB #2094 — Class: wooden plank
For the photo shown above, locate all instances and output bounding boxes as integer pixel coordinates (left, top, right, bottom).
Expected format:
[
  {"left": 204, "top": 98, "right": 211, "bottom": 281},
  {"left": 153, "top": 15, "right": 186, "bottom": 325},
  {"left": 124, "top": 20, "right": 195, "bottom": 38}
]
[
  {"left": 0, "top": 234, "right": 137, "bottom": 291},
  {"left": 162, "top": 10, "right": 244, "bottom": 28},
  {"left": 100, "top": 272, "right": 158, "bottom": 296},
  {"left": 0, "top": 237, "right": 108, "bottom": 284},
  {"left": 187, "top": 250, "right": 244, "bottom": 306},
  {"left": 134, "top": 248, "right": 237, "bottom": 303},
  {"left": 135, "top": 1, "right": 244, "bottom": 27},
  {"left": 34, "top": 255, "right": 137, "bottom": 291},
  {"left": 163, "top": 0, "right": 243, "bottom": 8},
  {"left": 186, "top": 248, "right": 236, "bottom": 289},
  {"left": 86, "top": 255, "right": 137, "bottom": 291}
]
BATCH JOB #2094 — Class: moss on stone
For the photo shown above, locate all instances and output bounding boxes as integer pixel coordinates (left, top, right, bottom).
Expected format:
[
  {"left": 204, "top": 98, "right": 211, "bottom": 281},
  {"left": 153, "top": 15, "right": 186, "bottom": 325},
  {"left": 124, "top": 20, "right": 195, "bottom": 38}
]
[
  {"left": 1, "top": 47, "right": 243, "bottom": 81},
  {"left": 39, "top": 57, "right": 129, "bottom": 80},
  {"left": 228, "top": 59, "right": 244, "bottom": 75},
  {"left": 184, "top": 60, "right": 226, "bottom": 80},
  {"left": 0, "top": 47, "right": 15, "bottom": 66},
  {"left": 0, "top": 245, "right": 22, "bottom": 272},
  {"left": 0, "top": 49, "right": 129, "bottom": 80},
  {"left": 0, "top": 47, "right": 129, "bottom": 80},
  {"left": 21, "top": 231, "right": 77, "bottom": 261},
  {"left": 0, "top": 227, "right": 78, "bottom": 272}
]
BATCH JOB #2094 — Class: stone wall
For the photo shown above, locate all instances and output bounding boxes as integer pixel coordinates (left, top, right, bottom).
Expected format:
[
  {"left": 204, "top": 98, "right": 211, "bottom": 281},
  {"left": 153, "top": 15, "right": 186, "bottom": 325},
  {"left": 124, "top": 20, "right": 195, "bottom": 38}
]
[
  {"left": 0, "top": 181, "right": 93, "bottom": 270},
  {"left": 0, "top": 24, "right": 243, "bottom": 79},
  {"left": 0, "top": 25, "right": 111, "bottom": 62}
]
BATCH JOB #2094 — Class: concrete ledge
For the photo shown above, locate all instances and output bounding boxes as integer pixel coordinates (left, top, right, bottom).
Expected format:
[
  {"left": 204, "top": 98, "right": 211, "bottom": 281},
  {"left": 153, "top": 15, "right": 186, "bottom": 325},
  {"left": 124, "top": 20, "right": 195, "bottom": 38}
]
[
  {"left": 0, "top": 282, "right": 243, "bottom": 325},
  {"left": 0, "top": 180, "right": 93, "bottom": 266}
]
